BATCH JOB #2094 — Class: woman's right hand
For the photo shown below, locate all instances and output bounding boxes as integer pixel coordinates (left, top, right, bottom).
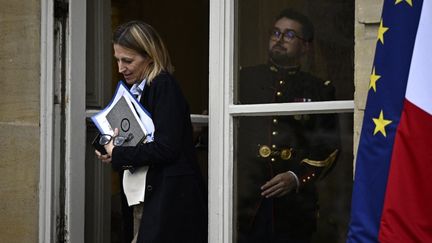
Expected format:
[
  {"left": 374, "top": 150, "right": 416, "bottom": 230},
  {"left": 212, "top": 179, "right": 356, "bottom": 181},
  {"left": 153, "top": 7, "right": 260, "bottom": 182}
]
[{"left": 95, "top": 150, "right": 112, "bottom": 164}]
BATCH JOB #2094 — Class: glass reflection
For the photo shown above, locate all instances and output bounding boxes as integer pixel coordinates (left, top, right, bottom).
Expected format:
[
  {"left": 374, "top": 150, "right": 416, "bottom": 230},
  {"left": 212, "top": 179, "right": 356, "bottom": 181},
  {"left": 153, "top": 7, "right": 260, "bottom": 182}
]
[
  {"left": 234, "top": 2, "right": 354, "bottom": 241},
  {"left": 234, "top": 113, "right": 353, "bottom": 242},
  {"left": 237, "top": 2, "right": 354, "bottom": 103}
]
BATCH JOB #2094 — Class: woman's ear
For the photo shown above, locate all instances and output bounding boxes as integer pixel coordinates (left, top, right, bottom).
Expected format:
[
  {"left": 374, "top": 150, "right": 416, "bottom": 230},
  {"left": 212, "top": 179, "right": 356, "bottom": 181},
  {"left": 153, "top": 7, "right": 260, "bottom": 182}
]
[{"left": 145, "top": 56, "right": 154, "bottom": 65}]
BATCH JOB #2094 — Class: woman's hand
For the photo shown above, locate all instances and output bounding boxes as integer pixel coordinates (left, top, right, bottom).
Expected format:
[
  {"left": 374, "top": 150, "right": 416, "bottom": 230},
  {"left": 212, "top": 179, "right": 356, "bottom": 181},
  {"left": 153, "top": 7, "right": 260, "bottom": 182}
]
[
  {"left": 95, "top": 150, "right": 112, "bottom": 164},
  {"left": 104, "top": 128, "right": 119, "bottom": 157},
  {"left": 95, "top": 128, "right": 119, "bottom": 164},
  {"left": 260, "top": 171, "right": 297, "bottom": 198}
]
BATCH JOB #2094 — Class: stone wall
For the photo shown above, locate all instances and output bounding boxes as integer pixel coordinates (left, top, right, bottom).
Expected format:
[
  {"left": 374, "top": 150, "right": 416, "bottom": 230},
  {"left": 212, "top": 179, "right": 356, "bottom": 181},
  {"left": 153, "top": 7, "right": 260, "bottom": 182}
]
[
  {"left": 0, "top": 0, "right": 40, "bottom": 242},
  {"left": 354, "top": 0, "right": 383, "bottom": 164}
]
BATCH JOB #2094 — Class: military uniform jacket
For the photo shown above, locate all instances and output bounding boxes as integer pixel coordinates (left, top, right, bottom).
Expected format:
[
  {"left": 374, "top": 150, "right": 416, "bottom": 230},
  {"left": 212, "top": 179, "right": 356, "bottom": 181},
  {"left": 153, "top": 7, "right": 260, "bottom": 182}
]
[
  {"left": 111, "top": 72, "right": 207, "bottom": 243},
  {"left": 237, "top": 64, "right": 340, "bottom": 236}
]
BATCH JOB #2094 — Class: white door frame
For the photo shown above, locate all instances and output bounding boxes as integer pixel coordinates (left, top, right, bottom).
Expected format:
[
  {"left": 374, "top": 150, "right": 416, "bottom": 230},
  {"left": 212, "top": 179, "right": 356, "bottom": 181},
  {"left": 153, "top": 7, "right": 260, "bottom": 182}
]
[
  {"left": 40, "top": 0, "right": 86, "bottom": 242},
  {"left": 65, "top": 0, "right": 86, "bottom": 241},
  {"left": 208, "top": 0, "right": 232, "bottom": 242},
  {"left": 40, "top": 0, "right": 55, "bottom": 241}
]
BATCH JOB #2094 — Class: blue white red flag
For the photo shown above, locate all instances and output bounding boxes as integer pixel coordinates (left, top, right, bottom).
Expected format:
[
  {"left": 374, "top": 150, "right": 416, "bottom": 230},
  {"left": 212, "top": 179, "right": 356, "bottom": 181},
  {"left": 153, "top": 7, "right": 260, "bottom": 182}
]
[{"left": 347, "top": 0, "right": 432, "bottom": 242}]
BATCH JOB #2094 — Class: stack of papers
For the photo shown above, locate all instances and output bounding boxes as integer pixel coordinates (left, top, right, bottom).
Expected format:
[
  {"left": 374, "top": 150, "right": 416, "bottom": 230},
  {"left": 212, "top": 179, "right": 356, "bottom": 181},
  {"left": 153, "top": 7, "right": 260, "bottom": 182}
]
[
  {"left": 91, "top": 81, "right": 155, "bottom": 206},
  {"left": 91, "top": 81, "right": 154, "bottom": 142}
]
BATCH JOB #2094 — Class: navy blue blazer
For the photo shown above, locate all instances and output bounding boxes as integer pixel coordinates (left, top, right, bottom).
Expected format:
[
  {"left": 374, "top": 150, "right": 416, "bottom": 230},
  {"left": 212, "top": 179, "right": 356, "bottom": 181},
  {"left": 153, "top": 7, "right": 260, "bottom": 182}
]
[{"left": 112, "top": 72, "right": 207, "bottom": 243}]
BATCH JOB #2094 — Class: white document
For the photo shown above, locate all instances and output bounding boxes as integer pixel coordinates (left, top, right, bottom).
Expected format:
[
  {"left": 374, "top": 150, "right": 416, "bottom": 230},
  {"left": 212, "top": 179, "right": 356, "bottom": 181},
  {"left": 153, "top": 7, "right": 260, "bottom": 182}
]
[
  {"left": 123, "top": 166, "right": 149, "bottom": 206},
  {"left": 91, "top": 81, "right": 155, "bottom": 206},
  {"left": 91, "top": 81, "right": 154, "bottom": 139}
]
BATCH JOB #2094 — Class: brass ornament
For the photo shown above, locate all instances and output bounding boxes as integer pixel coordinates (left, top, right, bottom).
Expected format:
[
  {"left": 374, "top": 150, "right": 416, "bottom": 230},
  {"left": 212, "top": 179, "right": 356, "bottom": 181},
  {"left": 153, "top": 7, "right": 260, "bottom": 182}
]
[
  {"left": 259, "top": 145, "right": 271, "bottom": 158},
  {"left": 280, "top": 148, "right": 292, "bottom": 160},
  {"left": 270, "top": 66, "right": 278, "bottom": 72}
]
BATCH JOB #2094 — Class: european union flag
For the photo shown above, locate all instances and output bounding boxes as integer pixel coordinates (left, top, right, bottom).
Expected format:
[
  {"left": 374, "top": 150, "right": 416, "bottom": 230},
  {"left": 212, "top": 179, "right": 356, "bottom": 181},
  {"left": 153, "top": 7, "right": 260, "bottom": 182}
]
[{"left": 347, "top": 0, "right": 432, "bottom": 242}]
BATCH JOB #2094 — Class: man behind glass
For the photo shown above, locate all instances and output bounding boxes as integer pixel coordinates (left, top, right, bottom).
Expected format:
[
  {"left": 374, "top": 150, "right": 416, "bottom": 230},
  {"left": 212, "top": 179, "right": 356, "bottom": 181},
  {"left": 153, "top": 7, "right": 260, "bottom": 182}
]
[{"left": 237, "top": 9, "right": 340, "bottom": 243}]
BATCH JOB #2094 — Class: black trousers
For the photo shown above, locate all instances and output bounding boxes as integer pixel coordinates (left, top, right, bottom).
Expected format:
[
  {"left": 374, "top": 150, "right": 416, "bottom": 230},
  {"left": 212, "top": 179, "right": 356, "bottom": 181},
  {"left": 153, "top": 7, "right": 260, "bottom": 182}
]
[{"left": 238, "top": 198, "right": 311, "bottom": 243}]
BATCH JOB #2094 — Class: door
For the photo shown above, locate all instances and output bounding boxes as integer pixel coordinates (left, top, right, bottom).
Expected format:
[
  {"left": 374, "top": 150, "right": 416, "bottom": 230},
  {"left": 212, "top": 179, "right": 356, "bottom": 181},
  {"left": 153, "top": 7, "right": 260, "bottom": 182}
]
[{"left": 84, "top": 1, "right": 209, "bottom": 242}]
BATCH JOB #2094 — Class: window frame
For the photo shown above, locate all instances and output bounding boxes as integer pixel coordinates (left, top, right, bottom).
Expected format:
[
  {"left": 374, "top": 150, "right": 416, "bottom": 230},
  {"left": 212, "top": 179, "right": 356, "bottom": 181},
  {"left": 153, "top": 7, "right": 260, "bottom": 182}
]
[{"left": 208, "top": 1, "right": 355, "bottom": 242}]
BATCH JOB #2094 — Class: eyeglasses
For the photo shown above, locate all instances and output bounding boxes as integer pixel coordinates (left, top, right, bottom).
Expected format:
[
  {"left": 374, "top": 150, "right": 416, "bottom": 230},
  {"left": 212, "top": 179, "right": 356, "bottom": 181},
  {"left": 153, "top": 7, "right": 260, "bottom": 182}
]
[
  {"left": 99, "top": 133, "right": 134, "bottom": 146},
  {"left": 270, "top": 29, "right": 305, "bottom": 42}
]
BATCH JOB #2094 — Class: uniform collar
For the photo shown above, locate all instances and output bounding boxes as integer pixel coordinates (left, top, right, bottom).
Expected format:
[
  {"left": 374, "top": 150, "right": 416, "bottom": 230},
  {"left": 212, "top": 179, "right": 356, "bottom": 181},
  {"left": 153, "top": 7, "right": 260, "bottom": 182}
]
[{"left": 268, "top": 64, "right": 300, "bottom": 76}]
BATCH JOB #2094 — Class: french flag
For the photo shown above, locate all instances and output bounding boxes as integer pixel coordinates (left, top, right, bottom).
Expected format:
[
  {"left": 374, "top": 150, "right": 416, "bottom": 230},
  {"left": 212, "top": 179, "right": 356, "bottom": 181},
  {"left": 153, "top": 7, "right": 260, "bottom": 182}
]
[{"left": 347, "top": 0, "right": 432, "bottom": 242}]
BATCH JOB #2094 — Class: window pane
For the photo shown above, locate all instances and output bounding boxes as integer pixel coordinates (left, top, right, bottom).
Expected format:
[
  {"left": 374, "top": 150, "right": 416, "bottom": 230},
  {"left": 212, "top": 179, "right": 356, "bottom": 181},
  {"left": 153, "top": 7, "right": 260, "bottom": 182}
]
[
  {"left": 235, "top": 1, "right": 354, "bottom": 103},
  {"left": 111, "top": 0, "right": 209, "bottom": 115},
  {"left": 233, "top": 113, "right": 353, "bottom": 242}
]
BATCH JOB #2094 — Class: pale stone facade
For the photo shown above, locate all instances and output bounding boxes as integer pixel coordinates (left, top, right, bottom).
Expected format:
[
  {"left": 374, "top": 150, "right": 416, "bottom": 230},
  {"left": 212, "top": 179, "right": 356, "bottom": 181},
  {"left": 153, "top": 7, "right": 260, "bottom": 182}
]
[
  {"left": 354, "top": 0, "right": 383, "bottom": 161},
  {"left": 0, "top": 0, "right": 41, "bottom": 242}
]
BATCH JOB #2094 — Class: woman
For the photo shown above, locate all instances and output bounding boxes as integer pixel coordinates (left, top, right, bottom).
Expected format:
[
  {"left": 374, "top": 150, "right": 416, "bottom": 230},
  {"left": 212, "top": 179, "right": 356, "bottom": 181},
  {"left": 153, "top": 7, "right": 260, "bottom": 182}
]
[{"left": 96, "top": 20, "right": 207, "bottom": 243}]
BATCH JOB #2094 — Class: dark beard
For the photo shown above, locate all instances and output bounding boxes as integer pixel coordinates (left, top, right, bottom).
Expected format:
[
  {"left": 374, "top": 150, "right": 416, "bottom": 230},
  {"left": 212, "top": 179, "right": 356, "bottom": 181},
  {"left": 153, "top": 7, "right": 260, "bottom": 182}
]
[{"left": 269, "top": 45, "right": 298, "bottom": 67}]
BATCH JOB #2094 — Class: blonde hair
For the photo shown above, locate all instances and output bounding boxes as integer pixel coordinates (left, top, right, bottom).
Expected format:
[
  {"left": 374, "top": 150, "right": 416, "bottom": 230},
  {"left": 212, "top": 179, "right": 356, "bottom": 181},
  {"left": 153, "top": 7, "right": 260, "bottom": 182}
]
[{"left": 113, "top": 21, "right": 174, "bottom": 83}]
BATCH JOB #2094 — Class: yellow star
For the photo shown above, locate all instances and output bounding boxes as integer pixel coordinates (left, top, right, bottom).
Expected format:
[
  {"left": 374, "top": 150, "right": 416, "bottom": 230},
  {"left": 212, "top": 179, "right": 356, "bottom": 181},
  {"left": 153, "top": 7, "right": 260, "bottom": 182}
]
[
  {"left": 369, "top": 67, "right": 381, "bottom": 92},
  {"left": 395, "top": 0, "right": 413, "bottom": 6},
  {"left": 377, "top": 19, "right": 389, "bottom": 44},
  {"left": 373, "top": 110, "right": 393, "bottom": 137}
]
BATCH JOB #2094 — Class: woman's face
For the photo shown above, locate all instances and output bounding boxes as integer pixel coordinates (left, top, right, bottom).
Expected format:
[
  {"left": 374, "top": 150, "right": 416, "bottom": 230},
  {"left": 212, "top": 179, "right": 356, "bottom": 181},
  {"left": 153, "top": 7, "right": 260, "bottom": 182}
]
[{"left": 113, "top": 44, "right": 150, "bottom": 85}]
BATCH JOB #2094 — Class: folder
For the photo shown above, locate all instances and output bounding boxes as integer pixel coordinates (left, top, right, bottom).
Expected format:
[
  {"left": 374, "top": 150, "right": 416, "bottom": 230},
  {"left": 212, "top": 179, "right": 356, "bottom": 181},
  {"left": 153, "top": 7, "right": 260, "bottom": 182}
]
[
  {"left": 91, "top": 81, "right": 154, "bottom": 206},
  {"left": 105, "top": 95, "right": 146, "bottom": 146},
  {"left": 91, "top": 81, "right": 154, "bottom": 142}
]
